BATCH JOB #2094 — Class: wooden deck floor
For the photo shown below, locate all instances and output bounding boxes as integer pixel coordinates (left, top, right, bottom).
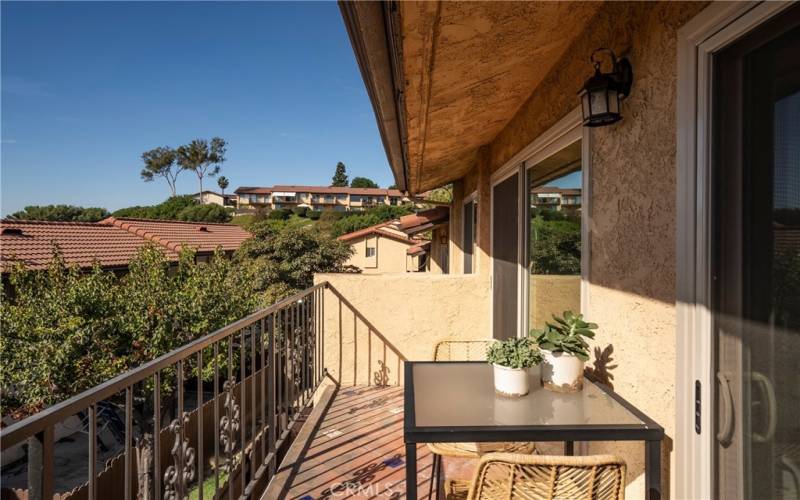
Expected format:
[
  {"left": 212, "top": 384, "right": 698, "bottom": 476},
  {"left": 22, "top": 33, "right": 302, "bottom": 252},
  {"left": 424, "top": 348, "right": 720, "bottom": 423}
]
[{"left": 264, "top": 385, "right": 473, "bottom": 499}]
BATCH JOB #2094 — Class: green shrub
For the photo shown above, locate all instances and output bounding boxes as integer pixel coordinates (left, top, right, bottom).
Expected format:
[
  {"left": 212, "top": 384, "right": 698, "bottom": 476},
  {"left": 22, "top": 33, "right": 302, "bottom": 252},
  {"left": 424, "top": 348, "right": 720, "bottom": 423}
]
[
  {"left": 307, "top": 210, "right": 322, "bottom": 220},
  {"left": 176, "top": 203, "right": 233, "bottom": 223},
  {"left": 291, "top": 206, "right": 308, "bottom": 217},
  {"left": 486, "top": 337, "right": 542, "bottom": 369},
  {"left": 529, "top": 311, "right": 597, "bottom": 361},
  {"left": 267, "top": 208, "right": 292, "bottom": 220}
]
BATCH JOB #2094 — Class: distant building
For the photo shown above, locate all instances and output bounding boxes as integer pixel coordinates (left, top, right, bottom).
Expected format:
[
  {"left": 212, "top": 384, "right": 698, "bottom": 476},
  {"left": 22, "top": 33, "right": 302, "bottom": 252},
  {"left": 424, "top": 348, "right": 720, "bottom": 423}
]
[
  {"left": 234, "top": 185, "right": 418, "bottom": 212},
  {"left": 0, "top": 218, "right": 251, "bottom": 273},
  {"left": 192, "top": 191, "right": 237, "bottom": 208},
  {"left": 338, "top": 206, "right": 450, "bottom": 274},
  {"left": 530, "top": 186, "right": 582, "bottom": 214}
]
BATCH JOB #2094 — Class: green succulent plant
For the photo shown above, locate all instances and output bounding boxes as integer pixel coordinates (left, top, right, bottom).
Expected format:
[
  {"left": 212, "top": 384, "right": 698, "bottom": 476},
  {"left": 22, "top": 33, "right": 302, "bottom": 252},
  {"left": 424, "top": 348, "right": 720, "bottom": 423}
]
[
  {"left": 486, "top": 337, "right": 543, "bottom": 369},
  {"left": 529, "top": 310, "right": 598, "bottom": 362}
]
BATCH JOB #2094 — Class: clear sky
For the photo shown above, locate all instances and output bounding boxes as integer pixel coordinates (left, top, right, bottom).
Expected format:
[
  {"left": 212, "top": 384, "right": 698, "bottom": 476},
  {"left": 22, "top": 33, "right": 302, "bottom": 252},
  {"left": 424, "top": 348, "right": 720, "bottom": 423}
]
[{"left": 1, "top": 1, "right": 393, "bottom": 215}]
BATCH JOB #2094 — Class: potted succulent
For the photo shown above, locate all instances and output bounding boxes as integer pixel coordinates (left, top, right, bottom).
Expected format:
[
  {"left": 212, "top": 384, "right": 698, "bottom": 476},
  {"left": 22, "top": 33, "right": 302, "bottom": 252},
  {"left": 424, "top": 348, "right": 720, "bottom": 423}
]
[
  {"left": 486, "top": 337, "right": 543, "bottom": 397},
  {"left": 530, "top": 311, "right": 597, "bottom": 393}
]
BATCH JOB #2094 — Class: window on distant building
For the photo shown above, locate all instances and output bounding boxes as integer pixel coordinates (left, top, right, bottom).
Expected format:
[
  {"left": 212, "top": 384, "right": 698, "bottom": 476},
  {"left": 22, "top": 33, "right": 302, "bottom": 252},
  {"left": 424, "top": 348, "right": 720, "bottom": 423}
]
[{"left": 366, "top": 247, "right": 376, "bottom": 258}]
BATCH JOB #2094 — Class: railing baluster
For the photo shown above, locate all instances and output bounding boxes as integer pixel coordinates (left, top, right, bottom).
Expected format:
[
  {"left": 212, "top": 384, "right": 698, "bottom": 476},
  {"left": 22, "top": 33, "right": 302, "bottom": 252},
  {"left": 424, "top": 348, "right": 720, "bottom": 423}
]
[
  {"left": 250, "top": 322, "right": 257, "bottom": 484},
  {"left": 353, "top": 314, "right": 358, "bottom": 386},
  {"left": 240, "top": 329, "right": 246, "bottom": 497},
  {"left": 301, "top": 298, "right": 307, "bottom": 405},
  {"left": 27, "top": 425, "right": 53, "bottom": 500},
  {"left": 285, "top": 307, "right": 291, "bottom": 421},
  {"left": 260, "top": 317, "right": 267, "bottom": 466},
  {"left": 321, "top": 286, "right": 325, "bottom": 386},
  {"left": 213, "top": 342, "right": 219, "bottom": 495},
  {"left": 177, "top": 359, "right": 184, "bottom": 500},
  {"left": 197, "top": 351, "right": 204, "bottom": 500},
  {"left": 88, "top": 404, "right": 97, "bottom": 500},
  {"left": 154, "top": 371, "right": 162, "bottom": 499},
  {"left": 125, "top": 387, "right": 132, "bottom": 500},
  {"left": 227, "top": 336, "right": 233, "bottom": 500},
  {"left": 368, "top": 328, "right": 372, "bottom": 386},
  {"left": 267, "top": 312, "right": 276, "bottom": 478}
]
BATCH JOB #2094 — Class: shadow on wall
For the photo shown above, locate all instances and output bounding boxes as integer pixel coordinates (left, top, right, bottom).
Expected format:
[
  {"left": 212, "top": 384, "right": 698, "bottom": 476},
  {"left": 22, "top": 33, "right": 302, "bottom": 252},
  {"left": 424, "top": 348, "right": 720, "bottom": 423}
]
[
  {"left": 324, "top": 284, "right": 408, "bottom": 387},
  {"left": 585, "top": 344, "right": 617, "bottom": 390}
]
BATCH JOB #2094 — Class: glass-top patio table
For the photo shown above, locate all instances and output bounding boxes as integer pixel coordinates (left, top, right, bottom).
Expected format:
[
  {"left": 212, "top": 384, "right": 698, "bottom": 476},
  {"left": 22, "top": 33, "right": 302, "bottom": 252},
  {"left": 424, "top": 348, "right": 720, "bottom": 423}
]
[{"left": 404, "top": 361, "right": 665, "bottom": 500}]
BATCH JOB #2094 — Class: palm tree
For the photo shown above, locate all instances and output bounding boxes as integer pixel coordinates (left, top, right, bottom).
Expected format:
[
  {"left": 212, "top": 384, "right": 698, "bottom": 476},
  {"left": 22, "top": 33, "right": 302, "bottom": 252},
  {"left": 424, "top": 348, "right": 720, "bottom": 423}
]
[{"left": 217, "top": 176, "right": 229, "bottom": 196}]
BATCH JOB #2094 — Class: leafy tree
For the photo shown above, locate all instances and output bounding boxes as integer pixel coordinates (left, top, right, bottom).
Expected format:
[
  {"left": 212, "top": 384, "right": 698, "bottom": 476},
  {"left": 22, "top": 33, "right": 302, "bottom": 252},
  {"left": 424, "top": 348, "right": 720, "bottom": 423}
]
[
  {"left": 530, "top": 209, "right": 581, "bottom": 275},
  {"left": 425, "top": 185, "right": 453, "bottom": 204},
  {"left": 388, "top": 184, "right": 398, "bottom": 190},
  {"left": 9, "top": 205, "right": 109, "bottom": 222},
  {"left": 237, "top": 222, "right": 356, "bottom": 301},
  {"left": 350, "top": 177, "right": 378, "bottom": 189},
  {"left": 140, "top": 146, "right": 181, "bottom": 197},
  {"left": 176, "top": 138, "right": 227, "bottom": 194},
  {"left": 329, "top": 204, "right": 415, "bottom": 237},
  {"left": 331, "top": 162, "right": 348, "bottom": 187},
  {"left": 0, "top": 245, "right": 257, "bottom": 416},
  {"left": 217, "top": 175, "right": 230, "bottom": 195}
]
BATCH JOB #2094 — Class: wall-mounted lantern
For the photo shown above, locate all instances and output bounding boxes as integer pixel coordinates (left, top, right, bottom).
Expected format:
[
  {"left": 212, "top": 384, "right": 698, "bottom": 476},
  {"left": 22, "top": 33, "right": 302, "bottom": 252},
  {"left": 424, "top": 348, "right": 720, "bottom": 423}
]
[{"left": 578, "top": 48, "right": 633, "bottom": 127}]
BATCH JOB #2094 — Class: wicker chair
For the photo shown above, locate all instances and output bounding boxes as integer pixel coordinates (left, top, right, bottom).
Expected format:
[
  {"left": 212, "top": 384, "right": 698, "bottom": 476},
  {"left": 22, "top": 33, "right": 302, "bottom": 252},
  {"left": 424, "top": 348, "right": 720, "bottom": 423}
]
[
  {"left": 428, "top": 340, "right": 536, "bottom": 499},
  {"left": 443, "top": 453, "right": 627, "bottom": 500}
]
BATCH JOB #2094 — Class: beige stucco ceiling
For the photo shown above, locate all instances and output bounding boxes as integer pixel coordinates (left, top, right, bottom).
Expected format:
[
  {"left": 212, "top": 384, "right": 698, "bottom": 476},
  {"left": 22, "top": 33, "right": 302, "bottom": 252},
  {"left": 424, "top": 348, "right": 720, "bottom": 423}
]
[{"left": 399, "top": 1, "right": 603, "bottom": 193}]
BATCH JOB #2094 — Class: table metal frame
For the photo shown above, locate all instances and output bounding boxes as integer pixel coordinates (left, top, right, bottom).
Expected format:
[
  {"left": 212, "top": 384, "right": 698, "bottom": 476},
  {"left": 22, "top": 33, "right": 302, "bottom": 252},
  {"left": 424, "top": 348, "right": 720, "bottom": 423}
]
[{"left": 403, "top": 361, "right": 665, "bottom": 500}]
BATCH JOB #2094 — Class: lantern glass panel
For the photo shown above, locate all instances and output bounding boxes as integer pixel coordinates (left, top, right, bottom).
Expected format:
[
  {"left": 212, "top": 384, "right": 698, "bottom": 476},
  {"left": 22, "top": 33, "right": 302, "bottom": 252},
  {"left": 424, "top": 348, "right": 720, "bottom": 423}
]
[
  {"left": 590, "top": 88, "right": 608, "bottom": 114},
  {"left": 609, "top": 91, "right": 620, "bottom": 114},
  {"left": 581, "top": 93, "right": 590, "bottom": 120}
]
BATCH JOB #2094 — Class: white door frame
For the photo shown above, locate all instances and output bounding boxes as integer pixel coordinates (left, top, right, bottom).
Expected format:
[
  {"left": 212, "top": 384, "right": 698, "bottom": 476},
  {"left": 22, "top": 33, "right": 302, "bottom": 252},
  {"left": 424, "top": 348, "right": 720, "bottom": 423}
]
[
  {"left": 675, "top": 2, "right": 795, "bottom": 498},
  {"left": 489, "top": 107, "right": 590, "bottom": 338}
]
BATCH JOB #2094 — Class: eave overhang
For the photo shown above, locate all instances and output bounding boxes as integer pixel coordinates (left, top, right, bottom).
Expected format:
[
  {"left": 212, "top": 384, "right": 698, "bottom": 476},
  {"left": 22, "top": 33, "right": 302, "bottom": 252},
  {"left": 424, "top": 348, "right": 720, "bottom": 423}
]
[{"left": 339, "top": 1, "right": 409, "bottom": 193}]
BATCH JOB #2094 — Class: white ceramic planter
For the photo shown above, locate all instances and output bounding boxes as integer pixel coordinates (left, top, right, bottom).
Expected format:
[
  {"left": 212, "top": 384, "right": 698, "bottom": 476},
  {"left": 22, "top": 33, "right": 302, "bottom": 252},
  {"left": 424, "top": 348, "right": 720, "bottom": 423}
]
[
  {"left": 492, "top": 364, "right": 530, "bottom": 397},
  {"left": 540, "top": 350, "right": 584, "bottom": 393}
]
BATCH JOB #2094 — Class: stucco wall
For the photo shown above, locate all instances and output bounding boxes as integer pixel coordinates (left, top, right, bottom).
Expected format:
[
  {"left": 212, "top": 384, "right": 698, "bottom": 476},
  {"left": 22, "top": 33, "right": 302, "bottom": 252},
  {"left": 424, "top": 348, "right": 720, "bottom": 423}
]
[
  {"left": 314, "top": 273, "right": 491, "bottom": 386},
  {"left": 451, "top": 3, "right": 708, "bottom": 498},
  {"left": 344, "top": 234, "right": 413, "bottom": 274}
]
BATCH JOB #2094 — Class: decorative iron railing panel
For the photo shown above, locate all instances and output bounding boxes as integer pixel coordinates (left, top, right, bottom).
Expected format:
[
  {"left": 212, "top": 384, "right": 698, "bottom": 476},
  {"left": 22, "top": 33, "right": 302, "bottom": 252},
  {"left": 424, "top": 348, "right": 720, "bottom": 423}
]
[{"left": 1, "top": 283, "right": 329, "bottom": 500}]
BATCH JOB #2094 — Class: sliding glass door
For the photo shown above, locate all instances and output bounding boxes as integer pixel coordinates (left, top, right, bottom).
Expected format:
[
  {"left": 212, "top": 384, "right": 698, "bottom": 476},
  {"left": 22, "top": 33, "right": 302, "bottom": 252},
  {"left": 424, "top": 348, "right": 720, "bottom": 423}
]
[
  {"left": 491, "top": 131, "right": 584, "bottom": 340},
  {"left": 712, "top": 5, "right": 800, "bottom": 498}
]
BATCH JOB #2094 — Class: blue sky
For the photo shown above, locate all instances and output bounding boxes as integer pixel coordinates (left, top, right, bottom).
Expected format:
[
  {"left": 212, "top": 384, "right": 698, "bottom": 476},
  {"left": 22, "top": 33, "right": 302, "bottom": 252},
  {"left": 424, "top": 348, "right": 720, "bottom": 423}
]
[{"left": 1, "top": 1, "right": 392, "bottom": 215}]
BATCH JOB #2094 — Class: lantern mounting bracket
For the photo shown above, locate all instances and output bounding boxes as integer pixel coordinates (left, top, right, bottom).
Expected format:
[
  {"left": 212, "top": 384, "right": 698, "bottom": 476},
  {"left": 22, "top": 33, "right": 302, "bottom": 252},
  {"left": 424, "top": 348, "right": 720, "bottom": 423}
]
[{"left": 589, "top": 48, "right": 633, "bottom": 98}]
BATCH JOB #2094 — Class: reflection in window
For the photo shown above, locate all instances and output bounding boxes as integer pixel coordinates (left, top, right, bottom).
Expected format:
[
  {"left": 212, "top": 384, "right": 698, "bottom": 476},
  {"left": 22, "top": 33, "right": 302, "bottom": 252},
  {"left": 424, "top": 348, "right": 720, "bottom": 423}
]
[{"left": 528, "top": 141, "right": 582, "bottom": 331}]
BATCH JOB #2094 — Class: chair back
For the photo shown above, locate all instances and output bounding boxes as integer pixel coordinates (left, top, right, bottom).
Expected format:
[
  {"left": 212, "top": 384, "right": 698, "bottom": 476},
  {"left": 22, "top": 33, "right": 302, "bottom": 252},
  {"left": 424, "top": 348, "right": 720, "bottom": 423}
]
[
  {"left": 468, "top": 453, "right": 626, "bottom": 500},
  {"left": 433, "top": 339, "right": 494, "bottom": 361}
]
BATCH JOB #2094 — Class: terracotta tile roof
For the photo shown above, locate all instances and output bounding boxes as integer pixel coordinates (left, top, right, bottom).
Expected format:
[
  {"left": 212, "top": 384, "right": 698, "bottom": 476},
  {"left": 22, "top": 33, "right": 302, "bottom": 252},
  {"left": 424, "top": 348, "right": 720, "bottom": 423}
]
[
  {"left": 235, "top": 185, "right": 409, "bottom": 197},
  {"left": 100, "top": 217, "right": 251, "bottom": 253},
  {"left": 0, "top": 220, "right": 180, "bottom": 271},
  {"left": 397, "top": 206, "right": 449, "bottom": 234},
  {"left": 406, "top": 240, "right": 431, "bottom": 256},
  {"left": 1, "top": 218, "right": 251, "bottom": 272}
]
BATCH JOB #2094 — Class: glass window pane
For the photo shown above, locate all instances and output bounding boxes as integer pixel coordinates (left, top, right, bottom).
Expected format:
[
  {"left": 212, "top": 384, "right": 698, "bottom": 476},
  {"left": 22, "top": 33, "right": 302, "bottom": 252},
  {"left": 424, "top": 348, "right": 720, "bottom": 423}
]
[{"left": 528, "top": 141, "right": 582, "bottom": 332}]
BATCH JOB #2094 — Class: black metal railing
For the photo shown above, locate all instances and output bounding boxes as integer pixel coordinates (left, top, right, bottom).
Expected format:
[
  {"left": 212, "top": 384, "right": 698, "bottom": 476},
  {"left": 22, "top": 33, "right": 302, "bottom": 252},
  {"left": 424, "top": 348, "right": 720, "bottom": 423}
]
[{"left": 1, "top": 282, "right": 329, "bottom": 500}]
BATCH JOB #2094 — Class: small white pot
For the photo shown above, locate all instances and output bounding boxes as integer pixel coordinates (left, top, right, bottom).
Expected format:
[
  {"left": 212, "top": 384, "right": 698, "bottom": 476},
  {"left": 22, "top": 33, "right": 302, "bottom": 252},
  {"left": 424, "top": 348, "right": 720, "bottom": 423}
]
[
  {"left": 492, "top": 364, "right": 530, "bottom": 397},
  {"left": 540, "top": 350, "right": 584, "bottom": 393}
]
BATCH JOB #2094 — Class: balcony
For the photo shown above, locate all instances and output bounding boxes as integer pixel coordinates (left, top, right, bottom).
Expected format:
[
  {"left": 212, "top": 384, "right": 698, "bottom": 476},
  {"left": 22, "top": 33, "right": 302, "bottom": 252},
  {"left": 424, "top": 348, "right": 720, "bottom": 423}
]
[{"left": 0, "top": 272, "right": 491, "bottom": 500}]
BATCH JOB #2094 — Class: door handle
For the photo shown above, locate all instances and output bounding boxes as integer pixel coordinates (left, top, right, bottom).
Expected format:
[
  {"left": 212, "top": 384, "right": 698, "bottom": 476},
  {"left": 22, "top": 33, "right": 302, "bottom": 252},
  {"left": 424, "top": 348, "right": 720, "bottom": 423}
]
[
  {"left": 717, "top": 372, "right": 734, "bottom": 446},
  {"left": 751, "top": 371, "right": 777, "bottom": 443}
]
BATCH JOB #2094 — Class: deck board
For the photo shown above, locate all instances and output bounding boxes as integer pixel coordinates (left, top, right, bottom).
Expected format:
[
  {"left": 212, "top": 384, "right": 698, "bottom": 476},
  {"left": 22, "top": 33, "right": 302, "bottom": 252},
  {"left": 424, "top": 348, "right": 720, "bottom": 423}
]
[{"left": 264, "top": 385, "right": 438, "bottom": 499}]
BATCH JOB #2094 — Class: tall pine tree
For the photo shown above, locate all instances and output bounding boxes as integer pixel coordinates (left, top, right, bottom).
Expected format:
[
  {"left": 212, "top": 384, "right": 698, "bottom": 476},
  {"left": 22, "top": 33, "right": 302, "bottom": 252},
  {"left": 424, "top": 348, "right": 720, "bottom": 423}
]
[{"left": 331, "top": 162, "right": 348, "bottom": 187}]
